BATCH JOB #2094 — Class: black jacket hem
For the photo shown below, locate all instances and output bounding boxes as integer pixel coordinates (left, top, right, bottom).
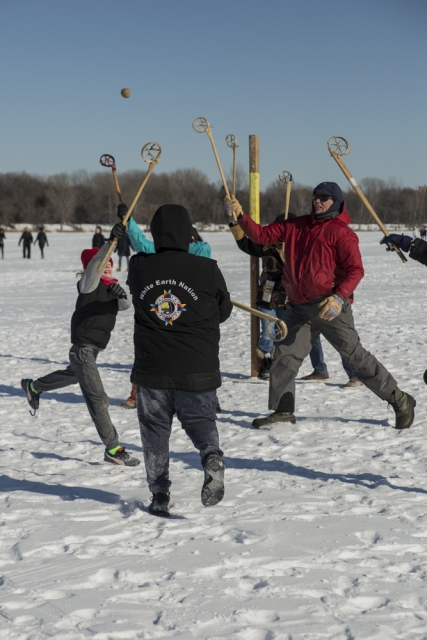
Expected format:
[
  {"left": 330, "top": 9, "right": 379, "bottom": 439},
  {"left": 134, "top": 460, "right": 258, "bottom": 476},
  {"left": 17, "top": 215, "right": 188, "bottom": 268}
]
[{"left": 131, "top": 370, "right": 221, "bottom": 392}]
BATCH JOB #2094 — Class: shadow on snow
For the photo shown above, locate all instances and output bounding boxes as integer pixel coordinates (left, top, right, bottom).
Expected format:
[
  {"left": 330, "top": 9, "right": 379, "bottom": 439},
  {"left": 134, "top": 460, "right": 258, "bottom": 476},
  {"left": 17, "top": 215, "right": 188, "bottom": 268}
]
[
  {"left": 170, "top": 451, "right": 427, "bottom": 495},
  {"left": 0, "top": 474, "right": 120, "bottom": 504},
  {"left": 0, "top": 383, "right": 126, "bottom": 405}
]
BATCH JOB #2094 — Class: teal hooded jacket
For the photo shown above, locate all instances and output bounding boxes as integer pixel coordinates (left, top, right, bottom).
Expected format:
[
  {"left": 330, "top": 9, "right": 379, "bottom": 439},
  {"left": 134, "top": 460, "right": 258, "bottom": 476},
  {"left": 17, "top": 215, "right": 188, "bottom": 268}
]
[{"left": 127, "top": 216, "right": 211, "bottom": 258}]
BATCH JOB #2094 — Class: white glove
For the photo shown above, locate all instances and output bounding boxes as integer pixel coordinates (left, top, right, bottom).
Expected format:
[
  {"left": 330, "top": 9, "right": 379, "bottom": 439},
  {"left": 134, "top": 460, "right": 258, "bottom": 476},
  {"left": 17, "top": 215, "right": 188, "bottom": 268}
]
[{"left": 224, "top": 196, "right": 243, "bottom": 221}]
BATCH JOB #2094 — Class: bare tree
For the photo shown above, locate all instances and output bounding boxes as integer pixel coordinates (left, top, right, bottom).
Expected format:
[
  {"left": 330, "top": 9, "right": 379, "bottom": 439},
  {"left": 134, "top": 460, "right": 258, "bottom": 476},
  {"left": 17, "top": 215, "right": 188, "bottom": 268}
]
[{"left": 47, "top": 174, "right": 76, "bottom": 230}]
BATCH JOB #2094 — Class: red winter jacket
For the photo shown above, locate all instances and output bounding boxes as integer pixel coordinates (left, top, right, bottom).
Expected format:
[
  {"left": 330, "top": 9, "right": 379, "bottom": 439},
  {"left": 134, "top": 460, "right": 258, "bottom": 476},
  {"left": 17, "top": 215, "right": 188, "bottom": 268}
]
[{"left": 238, "top": 205, "right": 364, "bottom": 304}]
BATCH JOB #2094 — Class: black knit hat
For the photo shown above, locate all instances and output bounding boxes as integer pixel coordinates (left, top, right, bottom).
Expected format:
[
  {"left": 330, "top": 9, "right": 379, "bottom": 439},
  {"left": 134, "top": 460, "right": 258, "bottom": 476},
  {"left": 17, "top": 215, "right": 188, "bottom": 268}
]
[{"left": 313, "top": 182, "right": 343, "bottom": 204}]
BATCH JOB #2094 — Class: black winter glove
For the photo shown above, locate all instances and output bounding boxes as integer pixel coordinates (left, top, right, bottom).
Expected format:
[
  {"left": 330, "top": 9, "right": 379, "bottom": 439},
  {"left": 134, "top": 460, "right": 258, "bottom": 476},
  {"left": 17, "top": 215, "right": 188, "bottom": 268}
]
[
  {"left": 109, "top": 222, "right": 126, "bottom": 241},
  {"left": 107, "top": 282, "right": 127, "bottom": 299},
  {"left": 380, "top": 233, "right": 413, "bottom": 253},
  {"left": 117, "top": 203, "right": 128, "bottom": 221}
]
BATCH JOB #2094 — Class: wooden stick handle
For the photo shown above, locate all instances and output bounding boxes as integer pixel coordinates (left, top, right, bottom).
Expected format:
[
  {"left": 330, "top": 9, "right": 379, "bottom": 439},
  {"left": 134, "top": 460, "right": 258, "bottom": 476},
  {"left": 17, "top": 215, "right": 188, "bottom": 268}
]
[
  {"left": 231, "top": 298, "right": 288, "bottom": 339},
  {"left": 98, "top": 163, "right": 156, "bottom": 271},
  {"left": 206, "top": 129, "right": 230, "bottom": 198},
  {"left": 284, "top": 181, "right": 292, "bottom": 220},
  {"left": 232, "top": 146, "right": 237, "bottom": 196},
  {"left": 330, "top": 151, "right": 407, "bottom": 264},
  {"left": 112, "top": 170, "right": 123, "bottom": 204}
]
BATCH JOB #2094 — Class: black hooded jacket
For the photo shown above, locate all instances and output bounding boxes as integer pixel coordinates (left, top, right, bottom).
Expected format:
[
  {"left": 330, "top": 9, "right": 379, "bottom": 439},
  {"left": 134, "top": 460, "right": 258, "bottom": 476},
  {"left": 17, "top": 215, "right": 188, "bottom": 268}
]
[{"left": 128, "top": 204, "right": 232, "bottom": 391}]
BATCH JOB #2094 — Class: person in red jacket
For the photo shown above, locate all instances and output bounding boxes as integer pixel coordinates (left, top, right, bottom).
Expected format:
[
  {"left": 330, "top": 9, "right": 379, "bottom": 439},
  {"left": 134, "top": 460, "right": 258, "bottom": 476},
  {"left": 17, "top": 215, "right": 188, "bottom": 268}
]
[{"left": 225, "top": 182, "right": 415, "bottom": 430}]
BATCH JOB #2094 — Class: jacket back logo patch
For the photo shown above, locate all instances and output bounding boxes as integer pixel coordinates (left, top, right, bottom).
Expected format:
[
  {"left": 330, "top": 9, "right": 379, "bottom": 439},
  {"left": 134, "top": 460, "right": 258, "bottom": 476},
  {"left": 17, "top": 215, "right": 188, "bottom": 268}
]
[{"left": 151, "top": 289, "right": 186, "bottom": 326}]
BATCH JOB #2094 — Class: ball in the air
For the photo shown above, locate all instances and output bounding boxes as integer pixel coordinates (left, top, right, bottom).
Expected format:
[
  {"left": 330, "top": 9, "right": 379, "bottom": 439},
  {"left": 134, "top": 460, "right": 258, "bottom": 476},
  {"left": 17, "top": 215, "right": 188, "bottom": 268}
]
[{"left": 121, "top": 87, "right": 131, "bottom": 98}]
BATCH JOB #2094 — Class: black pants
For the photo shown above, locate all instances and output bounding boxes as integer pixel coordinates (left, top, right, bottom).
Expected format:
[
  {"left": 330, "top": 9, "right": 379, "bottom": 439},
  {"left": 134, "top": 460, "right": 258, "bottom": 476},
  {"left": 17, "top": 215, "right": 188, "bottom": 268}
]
[
  {"left": 23, "top": 244, "right": 31, "bottom": 258},
  {"left": 136, "top": 387, "right": 222, "bottom": 494}
]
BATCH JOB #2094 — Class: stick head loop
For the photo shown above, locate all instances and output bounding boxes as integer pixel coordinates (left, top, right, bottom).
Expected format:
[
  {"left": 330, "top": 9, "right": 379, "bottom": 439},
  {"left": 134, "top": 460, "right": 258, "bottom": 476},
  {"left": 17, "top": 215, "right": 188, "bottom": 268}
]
[
  {"left": 266, "top": 319, "right": 288, "bottom": 342},
  {"left": 141, "top": 142, "right": 162, "bottom": 164},
  {"left": 100, "top": 154, "right": 116, "bottom": 169},
  {"left": 279, "top": 170, "right": 293, "bottom": 184},
  {"left": 192, "top": 117, "right": 211, "bottom": 134},
  {"left": 327, "top": 136, "right": 351, "bottom": 157},
  {"left": 225, "top": 134, "right": 238, "bottom": 149}
]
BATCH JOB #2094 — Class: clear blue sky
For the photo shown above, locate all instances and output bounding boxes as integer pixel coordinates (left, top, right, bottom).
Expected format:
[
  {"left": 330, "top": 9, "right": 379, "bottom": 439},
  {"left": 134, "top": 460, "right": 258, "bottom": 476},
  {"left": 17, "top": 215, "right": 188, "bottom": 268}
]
[{"left": 1, "top": 0, "right": 426, "bottom": 190}]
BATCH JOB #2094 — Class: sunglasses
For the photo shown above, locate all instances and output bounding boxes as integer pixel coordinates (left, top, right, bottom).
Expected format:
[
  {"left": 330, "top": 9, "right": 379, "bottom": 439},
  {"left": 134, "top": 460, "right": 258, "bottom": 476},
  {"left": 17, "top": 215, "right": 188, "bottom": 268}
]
[{"left": 312, "top": 194, "right": 333, "bottom": 202}]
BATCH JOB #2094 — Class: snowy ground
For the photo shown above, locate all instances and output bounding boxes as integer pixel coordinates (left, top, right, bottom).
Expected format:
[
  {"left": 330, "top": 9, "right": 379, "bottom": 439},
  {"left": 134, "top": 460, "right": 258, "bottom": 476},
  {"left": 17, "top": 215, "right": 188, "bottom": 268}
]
[{"left": 1, "top": 230, "right": 427, "bottom": 640}]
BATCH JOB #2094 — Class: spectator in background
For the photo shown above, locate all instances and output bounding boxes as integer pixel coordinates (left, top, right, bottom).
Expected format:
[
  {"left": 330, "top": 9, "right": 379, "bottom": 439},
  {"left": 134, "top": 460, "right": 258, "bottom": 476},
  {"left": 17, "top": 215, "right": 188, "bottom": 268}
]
[
  {"left": 114, "top": 229, "right": 133, "bottom": 272},
  {"left": 19, "top": 228, "right": 33, "bottom": 258},
  {"left": 92, "top": 226, "right": 105, "bottom": 249},
  {"left": 0, "top": 228, "right": 5, "bottom": 259},
  {"left": 34, "top": 226, "right": 49, "bottom": 258}
]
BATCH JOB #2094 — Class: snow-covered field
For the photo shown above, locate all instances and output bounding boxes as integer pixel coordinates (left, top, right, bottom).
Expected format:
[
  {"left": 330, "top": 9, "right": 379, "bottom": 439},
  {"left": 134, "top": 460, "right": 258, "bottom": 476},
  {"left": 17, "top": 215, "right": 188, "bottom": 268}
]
[{"left": 1, "top": 230, "right": 427, "bottom": 640}]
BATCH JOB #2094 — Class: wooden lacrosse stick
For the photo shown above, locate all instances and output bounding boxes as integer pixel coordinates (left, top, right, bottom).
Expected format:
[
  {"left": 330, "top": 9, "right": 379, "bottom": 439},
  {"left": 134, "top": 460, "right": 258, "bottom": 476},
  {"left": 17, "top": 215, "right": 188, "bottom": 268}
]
[
  {"left": 225, "top": 134, "right": 239, "bottom": 196},
  {"left": 192, "top": 117, "right": 230, "bottom": 198},
  {"left": 231, "top": 299, "right": 288, "bottom": 342},
  {"left": 279, "top": 171, "right": 293, "bottom": 220},
  {"left": 100, "top": 154, "right": 122, "bottom": 203},
  {"left": 327, "top": 136, "right": 407, "bottom": 264},
  {"left": 98, "top": 142, "right": 162, "bottom": 271}
]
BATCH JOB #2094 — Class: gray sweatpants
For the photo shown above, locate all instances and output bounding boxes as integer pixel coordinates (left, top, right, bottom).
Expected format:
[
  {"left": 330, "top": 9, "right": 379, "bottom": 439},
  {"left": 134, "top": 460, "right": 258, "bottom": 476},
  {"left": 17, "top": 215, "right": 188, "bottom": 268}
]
[
  {"left": 270, "top": 299, "right": 398, "bottom": 412},
  {"left": 32, "top": 344, "right": 120, "bottom": 450},
  {"left": 136, "top": 386, "right": 222, "bottom": 494}
]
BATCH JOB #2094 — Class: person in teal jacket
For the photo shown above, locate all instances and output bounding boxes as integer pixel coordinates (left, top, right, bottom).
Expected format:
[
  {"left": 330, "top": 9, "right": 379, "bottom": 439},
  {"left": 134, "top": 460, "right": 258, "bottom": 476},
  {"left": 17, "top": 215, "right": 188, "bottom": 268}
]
[
  {"left": 118, "top": 203, "right": 212, "bottom": 409},
  {"left": 126, "top": 211, "right": 211, "bottom": 258}
]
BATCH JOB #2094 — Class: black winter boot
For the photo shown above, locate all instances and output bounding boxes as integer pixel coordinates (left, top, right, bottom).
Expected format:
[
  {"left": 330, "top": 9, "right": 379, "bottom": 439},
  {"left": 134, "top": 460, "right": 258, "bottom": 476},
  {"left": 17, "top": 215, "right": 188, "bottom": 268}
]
[
  {"left": 148, "top": 493, "right": 170, "bottom": 517},
  {"left": 389, "top": 389, "right": 416, "bottom": 430},
  {"left": 201, "top": 453, "right": 225, "bottom": 507},
  {"left": 252, "top": 411, "right": 296, "bottom": 430},
  {"left": 258, "top": 356, "right": 272, "bottom": 381}
]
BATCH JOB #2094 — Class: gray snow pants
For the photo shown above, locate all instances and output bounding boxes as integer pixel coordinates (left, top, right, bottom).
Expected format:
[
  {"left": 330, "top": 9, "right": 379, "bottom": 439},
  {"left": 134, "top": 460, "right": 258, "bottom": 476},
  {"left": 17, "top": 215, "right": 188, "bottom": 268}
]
[
  {"left": 136, "top": 386, "right": 222, "bottom": 494},
  {"left": 270, "top": 298, "right": 398, "bottom": 412},
  {"left": 32, "top": 344, "right": 120, "bottom": 450}
]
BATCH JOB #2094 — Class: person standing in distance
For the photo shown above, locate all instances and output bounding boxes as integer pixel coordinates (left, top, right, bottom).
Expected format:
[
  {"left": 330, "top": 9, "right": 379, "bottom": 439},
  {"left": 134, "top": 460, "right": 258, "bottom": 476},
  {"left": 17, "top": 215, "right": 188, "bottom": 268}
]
[
  {"left": 34, "top": 226, "right": 49, "bottom": 258},
  {"left": 19, "top": 227, "right": 33, "bottom": 258},
  {"left": 92, "top": 226, "right": 105, "bottom": 249},
  {"left": 0, "top": 228, "right": 5, "bottom": 258}
]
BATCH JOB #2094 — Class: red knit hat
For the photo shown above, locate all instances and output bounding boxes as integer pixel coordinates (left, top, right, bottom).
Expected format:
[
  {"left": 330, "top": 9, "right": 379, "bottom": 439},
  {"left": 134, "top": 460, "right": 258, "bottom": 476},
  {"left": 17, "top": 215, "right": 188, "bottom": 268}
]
[{"left": 81, "top": 248, "right": 113, "bottom": 270}]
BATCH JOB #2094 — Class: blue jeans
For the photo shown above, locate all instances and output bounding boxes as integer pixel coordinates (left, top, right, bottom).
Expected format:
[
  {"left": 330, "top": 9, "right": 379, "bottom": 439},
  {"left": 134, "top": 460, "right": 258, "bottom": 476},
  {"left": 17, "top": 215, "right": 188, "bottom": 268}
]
[
  {"left": 309, "top": 336, "right": 355, "bottom": 378},
  {"left": 309, "top": 336, "right": 329, "bottom": 376},
  {"left": 258, "top": 307, "right": 287, "bottom": 354},
  {"left": 136, "top": 387, "right": 222, "bottom": 494},
  {"left": 118, "top": 255, "right": 130, "bottom": 268}
]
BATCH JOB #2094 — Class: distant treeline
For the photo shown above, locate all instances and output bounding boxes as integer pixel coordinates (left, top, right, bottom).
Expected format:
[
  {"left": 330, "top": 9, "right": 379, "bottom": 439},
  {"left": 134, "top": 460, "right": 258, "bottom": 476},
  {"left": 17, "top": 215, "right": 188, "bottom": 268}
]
[{"left": 0, "top": 169, "right": 426, "bottom": 228}]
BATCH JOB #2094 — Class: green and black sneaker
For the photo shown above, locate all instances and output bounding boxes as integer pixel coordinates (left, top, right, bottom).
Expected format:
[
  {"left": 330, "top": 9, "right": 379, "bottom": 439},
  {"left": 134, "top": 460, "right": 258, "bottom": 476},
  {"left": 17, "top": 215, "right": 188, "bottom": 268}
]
[
  {"left": 21, "top": 379, "right": 40, "bottom": 416},
  {"left": 104, "top": 446, "right": 140, "bottom": 466}
]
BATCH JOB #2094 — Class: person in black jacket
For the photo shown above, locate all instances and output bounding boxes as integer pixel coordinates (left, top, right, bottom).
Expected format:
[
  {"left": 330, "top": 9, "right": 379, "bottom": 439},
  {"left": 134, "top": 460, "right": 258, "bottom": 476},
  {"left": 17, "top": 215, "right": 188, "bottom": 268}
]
[
  {"left": 381, "top": 232, "right": 427, "bottom": 385},
  {"left": 114, "top": 229, "right": 133, "bottom": 272},
  {"left": 19, "top": 228, "right": 33, "bottom": 258},
  {"left": 92, "top": 226, "right": 105, "bottom": 249},
  {"left": 21, "top": 222, "right": 140, "bottom": 467},
  {"left": 229, "top": 213, "right": 288, "bottom": 379},
  {"left": 0, "top": 228, "right": 5, "bottom": 258},
  {"left": 34, "top": 227, "right": 49, "bottom": 258},
  {"left": 128, "top": 204, "right": 232, "bottom": 517}
]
